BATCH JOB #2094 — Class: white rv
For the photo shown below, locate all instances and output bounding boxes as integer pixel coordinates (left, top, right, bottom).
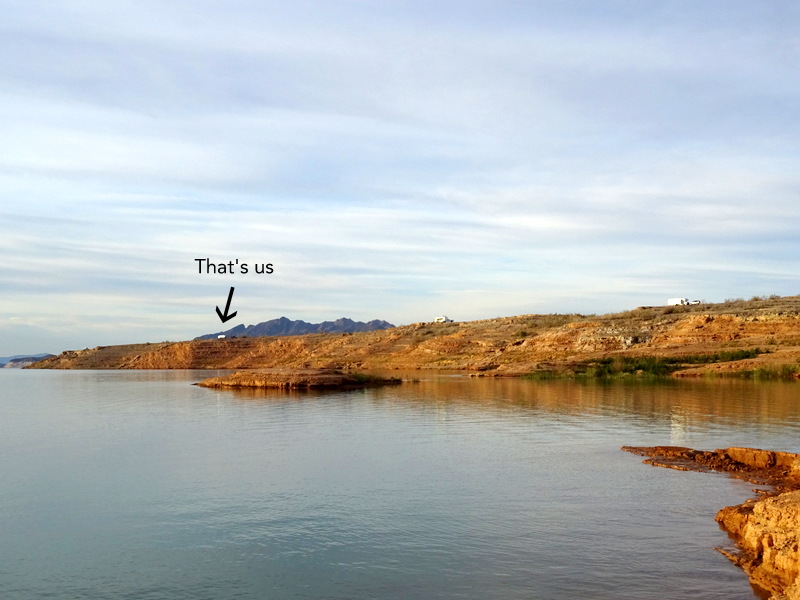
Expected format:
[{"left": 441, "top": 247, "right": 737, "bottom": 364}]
[
  {"left": 434, "top": 316, "right": 454, "bottom": 323},
  {"left": 667, "top": 298, "right": 700, "bottom": 306},
  {"left": 667, "top": 298, "right": 689, "bottom": 306}
]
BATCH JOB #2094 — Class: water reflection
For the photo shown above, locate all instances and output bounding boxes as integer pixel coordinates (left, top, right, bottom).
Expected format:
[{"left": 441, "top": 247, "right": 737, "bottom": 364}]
[
  {"left": 365, "top": 376, "right": 800, "bottom": 450},
  {"left": 4, "top": 370, "right": 799, "bottom": 599},
  {"left": 188, "top": 369, "right": 800, "bottom": 445},
  {"left": 213, "top": 372, "right": 800, "bottom": 453}
]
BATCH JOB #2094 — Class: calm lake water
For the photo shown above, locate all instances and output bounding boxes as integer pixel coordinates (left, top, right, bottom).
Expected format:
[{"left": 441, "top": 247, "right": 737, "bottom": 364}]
[{"left": 2, "top": 370, "right": 800, "bottom": 599}]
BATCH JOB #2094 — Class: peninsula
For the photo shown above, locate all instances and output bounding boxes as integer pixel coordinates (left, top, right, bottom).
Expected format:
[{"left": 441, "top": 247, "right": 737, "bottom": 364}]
[
  {"left": 623, "top": 445, "right": 800, "bottom": 600},
  {"left": 29, "top": 295, "right": 800, "bottom": 378},
  {"left": 195, "top": 368, "right": 401, "bottom": 390}
]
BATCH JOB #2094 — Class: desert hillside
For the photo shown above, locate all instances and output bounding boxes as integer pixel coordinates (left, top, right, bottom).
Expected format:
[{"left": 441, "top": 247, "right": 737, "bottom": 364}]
[{"left": 30, "top": 296, "right": 800, "bottom": 377}]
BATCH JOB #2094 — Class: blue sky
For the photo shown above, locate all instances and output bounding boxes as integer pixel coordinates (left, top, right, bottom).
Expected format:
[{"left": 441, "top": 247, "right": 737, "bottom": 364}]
[{"left": 1, "top": 1, "right": 798, "bottom": 355}]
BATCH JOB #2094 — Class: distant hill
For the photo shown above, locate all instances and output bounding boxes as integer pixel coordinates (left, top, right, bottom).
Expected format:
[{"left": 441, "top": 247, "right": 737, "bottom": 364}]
[
  {"left": 1, "top": 353, "right": 55, "bottom": 368},
  {"left": 29, "top": 295, "right": 800, "bottom": 375},
  {"left": 195, "top": 317, "right": 395, "bottom": 340}
]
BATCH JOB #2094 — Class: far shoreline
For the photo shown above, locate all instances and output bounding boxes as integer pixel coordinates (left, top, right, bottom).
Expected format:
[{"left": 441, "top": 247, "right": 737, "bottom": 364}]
[{"left": 26, "top": 296, "right": 800, "bottom": 380}]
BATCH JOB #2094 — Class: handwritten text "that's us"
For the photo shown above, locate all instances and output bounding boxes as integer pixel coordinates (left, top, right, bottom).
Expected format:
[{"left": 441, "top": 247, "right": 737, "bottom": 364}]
[{"left": 195, "top": 258, "right": 274, "bottom": 275}]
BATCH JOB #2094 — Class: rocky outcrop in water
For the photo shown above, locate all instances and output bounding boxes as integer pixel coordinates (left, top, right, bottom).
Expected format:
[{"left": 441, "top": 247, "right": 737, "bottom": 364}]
[
  {"left": 622, "top": 446, "right": 800, "bottom": 486},
  {"left": 623, "top": 446, "right": 800, "bottom": 599},
  {"left": 196, "top": 368, "right": 402, "bottom": 390}
]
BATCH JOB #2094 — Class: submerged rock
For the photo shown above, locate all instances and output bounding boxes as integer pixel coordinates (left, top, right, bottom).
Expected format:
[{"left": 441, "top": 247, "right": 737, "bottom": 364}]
[{"left": 622, "top": 445, "right": 800, "bottom": 486}]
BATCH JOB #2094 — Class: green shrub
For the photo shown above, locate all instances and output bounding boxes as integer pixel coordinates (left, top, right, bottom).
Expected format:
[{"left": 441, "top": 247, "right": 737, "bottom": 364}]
[
  {"left": 738, "top": 364, "right": 800, "bottom": 380},
  {"left": 526, "top": 348, "right": 767, "bottom": 380}
]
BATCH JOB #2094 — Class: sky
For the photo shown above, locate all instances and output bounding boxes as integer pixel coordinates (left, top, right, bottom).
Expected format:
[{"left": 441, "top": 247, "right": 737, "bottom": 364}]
[{"left": 1, "top": 0, "right": 798, "bottom": 356}]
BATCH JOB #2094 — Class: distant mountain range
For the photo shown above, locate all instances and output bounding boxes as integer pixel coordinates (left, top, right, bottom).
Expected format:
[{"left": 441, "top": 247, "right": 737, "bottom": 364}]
[
  {"left": 0, "top": 353, "right": 55, "bottom": 368},
  {"left": 195, "top": 317, "right": 395, "bottom": 340}
]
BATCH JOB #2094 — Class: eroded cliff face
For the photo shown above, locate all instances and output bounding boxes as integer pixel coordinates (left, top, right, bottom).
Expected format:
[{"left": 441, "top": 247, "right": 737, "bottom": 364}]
[
  {"left": 624, "top": 446, "right": 800, "bottom": 600},
  {"left": 717, "top": 491, "right": 800, "bottom": 599}
]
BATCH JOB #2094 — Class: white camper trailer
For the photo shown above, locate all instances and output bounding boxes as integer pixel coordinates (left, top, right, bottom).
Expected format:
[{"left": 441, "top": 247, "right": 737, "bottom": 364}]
[{"left": 667, "top": 298, "right": 700, "bottom": 306}]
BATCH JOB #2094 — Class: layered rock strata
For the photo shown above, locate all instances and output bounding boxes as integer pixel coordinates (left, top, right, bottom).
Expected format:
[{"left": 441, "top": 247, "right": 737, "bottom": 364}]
[
  {"left": 717, "top": 491, "right": 800, "bottom": 599},
  {"left": 623, "top": 446, "right": 800, "bottom": 599}
]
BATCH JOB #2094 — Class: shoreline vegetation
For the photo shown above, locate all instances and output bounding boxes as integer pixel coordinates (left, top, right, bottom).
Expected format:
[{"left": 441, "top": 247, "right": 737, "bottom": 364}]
[
  {"left": 623, "top": 446, "right": 800, "bottom": 600},
  {"left": 525, "top": 348, "right": 800, "bottom": 380},
  {"left": 28, "top": 295, "right": 800, "bottom": 379}
]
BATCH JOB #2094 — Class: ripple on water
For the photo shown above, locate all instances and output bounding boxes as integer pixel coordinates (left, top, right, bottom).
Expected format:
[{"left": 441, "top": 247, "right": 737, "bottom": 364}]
[{"left": 0, "top": 371, "right": 796, "bottom": 599}]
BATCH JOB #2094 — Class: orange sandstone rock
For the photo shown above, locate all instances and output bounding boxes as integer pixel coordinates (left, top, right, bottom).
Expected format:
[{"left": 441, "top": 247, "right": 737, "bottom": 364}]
[{"left": 624, "top": 445, "right": 800, "bottom": 600}]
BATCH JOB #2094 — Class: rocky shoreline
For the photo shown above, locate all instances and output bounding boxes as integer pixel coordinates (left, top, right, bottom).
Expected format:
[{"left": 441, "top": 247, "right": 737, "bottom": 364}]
[
  {"left": 195, "top": 368, "right": 402, "bottom": 390},
  {"left": 623, "top": 445, "right": 800, "bottom": 599}
]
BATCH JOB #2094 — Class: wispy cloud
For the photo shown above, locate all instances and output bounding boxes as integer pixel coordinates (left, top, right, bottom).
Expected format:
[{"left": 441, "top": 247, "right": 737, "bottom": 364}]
[{"left": 1, "top": 1, "right": 798, "bottom": 354}]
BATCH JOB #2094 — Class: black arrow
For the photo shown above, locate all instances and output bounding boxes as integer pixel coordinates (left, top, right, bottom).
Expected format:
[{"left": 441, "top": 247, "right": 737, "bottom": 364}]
[{"left": 215, "top": 287, "right": 238, "bottom": 323}]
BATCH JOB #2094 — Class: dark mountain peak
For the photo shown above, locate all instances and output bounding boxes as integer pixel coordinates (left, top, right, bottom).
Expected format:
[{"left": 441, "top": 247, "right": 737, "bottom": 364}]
[
  {"left": 196, "top": 317, "right": 395, "bottom": 340},
  {"left": 1, "top": 353, "right": 55, "bottom": 368}
]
